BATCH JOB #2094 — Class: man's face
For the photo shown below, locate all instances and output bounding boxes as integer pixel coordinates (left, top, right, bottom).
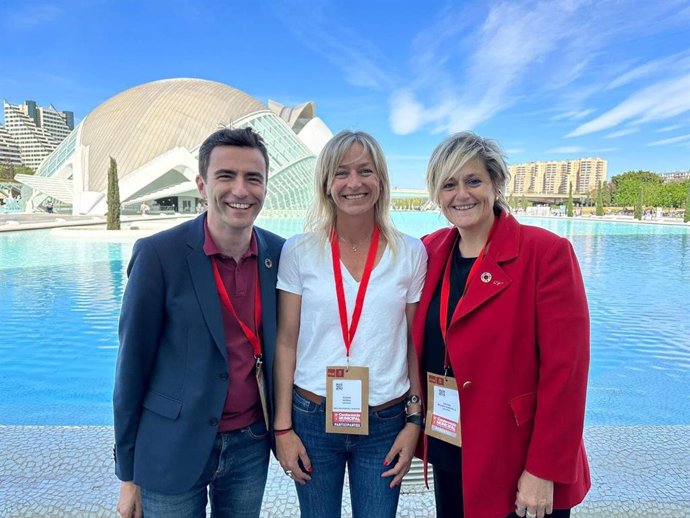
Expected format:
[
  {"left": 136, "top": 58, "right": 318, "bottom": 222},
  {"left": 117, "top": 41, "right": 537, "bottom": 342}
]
[{"left": 196, "top": 145, "right": 267, "bottom": 236}]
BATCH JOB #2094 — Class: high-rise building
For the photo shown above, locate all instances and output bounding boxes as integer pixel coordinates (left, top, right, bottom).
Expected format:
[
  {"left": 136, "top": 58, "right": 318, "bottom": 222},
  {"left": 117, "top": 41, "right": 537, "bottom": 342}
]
[
  {"left": 0, "top": 126, "right": 21, "bottom": 166},
  {"left": 0, "top": 99, "right": 74, "bottom": 170},
  {"left": 508, "top": 158, "right": 607, "bottom": 195}
]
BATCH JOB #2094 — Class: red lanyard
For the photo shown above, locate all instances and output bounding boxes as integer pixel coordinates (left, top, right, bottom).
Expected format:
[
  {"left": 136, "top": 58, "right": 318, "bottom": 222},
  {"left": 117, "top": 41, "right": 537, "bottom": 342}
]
[
  {"left": 211, "top": 258, "right": 263, "bottom": 359},
  {"left": 330, "top": 226, "right": 381, "bottom": 359},
  {"left": 439, "top": 216, "right": 499, "bottom": 373}
]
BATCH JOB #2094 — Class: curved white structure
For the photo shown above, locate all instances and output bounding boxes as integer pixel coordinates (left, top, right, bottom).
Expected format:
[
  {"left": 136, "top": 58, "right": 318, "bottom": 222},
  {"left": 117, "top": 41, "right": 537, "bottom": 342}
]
[{"left": 17, "top": 78, "right": 329, "bottom": 215}]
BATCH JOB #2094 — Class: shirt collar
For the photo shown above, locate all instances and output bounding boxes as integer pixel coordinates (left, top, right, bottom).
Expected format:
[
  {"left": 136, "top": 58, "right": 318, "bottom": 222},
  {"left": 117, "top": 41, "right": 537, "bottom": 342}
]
[{"left": 203, "top": 220, "right": 257, "bottom": 260}]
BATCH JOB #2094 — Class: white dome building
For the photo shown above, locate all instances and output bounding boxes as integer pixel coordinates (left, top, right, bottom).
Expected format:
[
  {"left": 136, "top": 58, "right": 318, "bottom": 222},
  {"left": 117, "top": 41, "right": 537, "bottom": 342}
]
[{"left": 17, "top": 78, "right": 333, "bottom": 215}]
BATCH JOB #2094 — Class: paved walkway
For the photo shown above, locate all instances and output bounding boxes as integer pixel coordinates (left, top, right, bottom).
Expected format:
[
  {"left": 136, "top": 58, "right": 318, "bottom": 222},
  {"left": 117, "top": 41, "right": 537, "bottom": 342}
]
[{"left": 1, "top": 425, "right": 689, "bottom": 517}]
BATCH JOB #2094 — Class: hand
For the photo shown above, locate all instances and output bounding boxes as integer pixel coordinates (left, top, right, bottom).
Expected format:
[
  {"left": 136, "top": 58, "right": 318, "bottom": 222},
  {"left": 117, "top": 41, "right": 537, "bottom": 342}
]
[
  {"left": 276, "top": 430, "right": 312, "bottom": 485},
  {"left": 381, "top": 423, "right": 421, "bottom": 488},
  {"left": 515, "top": 470, "right": 553, "bottom": 518},
  {"left": 116, "top": 481, "right": 142, "bottom": 518}
]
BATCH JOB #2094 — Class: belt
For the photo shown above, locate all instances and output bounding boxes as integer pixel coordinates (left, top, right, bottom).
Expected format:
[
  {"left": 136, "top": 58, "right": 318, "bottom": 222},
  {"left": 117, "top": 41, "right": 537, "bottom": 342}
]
[{"left": 295, "top": 386, "right": 406, "bottom": 412}]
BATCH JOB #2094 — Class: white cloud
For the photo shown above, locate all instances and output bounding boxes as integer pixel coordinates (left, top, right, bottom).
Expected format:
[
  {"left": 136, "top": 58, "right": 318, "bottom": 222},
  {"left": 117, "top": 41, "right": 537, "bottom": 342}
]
[
  {"left": 606, "top": 51, "right": 690, "bottom": 90},
  {"left": 274, "top": 2, "right": 395, "bottom": 91},
  {"left": 657, "top": 124, "right": 684, "bottom": 132},
  {"left": 647, "top": 134, "right": 690, "bottom": 146},
  {"left": 568, "top": 73, "right": 690, "bottom": 137},
  {"left": 604, "top": 127, "right": 639, "bottom": 139},
  {"left": 552, "top": 109, "right": 597, "bottom": 121},
  {"left": 389, "top": 90, "right": 426, "bottom": 135}
]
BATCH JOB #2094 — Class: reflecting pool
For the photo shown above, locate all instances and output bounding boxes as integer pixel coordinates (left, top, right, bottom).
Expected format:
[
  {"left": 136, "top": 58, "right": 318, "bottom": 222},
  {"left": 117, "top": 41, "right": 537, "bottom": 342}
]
[{"left": 1, "top": 213, "right": 689, "bottom": 426}]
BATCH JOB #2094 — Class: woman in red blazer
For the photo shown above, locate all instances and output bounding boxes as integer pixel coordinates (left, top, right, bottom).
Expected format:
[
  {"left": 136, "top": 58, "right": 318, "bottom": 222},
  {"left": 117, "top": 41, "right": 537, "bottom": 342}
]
[{"left": 413, "top": 132, "right": 590, "bottom": 518}]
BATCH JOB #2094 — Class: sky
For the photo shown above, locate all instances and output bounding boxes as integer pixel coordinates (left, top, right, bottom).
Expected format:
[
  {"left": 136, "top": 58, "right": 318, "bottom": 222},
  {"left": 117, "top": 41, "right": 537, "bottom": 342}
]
[{"left": 1, "top": 0, "right": 689, "bottom": 188}]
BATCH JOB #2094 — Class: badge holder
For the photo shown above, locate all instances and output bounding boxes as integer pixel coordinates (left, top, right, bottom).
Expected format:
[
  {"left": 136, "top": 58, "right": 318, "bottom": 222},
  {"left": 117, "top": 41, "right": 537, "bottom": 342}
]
[
  {"left": 255, "top": 356, "right": 270, "bottom": 430},
  {"left": 425, "top": 372, "right": 461, "bottom": 446},
  {"left": 326, "top": 365, "right": 369, "bottom": 435}
]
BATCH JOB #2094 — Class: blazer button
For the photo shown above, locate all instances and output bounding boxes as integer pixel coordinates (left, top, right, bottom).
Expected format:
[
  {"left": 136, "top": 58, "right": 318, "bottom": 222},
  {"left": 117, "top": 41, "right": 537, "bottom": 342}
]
[
  {"left": 209, "top": 417, "right": 219, "bottom": 426},
  {"left": 218, "top": 372, "right": 228, "bottom": 381},
  {"left": 462, "top": 381, "right": 472, "bottom": 390}
]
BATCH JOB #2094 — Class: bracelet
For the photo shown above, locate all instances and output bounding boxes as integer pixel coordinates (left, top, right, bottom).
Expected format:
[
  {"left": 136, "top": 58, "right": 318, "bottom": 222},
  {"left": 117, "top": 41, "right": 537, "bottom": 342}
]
[
  {"left": 273, "top": 426, "right": 293, "bottom": 436},
  {"left": 406, "top": 413, "right": 424, "bottom": 426}
]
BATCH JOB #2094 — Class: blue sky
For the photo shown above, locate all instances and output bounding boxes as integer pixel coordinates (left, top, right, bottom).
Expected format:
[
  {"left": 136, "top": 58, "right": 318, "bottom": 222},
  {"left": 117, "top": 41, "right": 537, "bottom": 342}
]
[{"left": 1, "top": 0, "right": 689, "bottom": 188}]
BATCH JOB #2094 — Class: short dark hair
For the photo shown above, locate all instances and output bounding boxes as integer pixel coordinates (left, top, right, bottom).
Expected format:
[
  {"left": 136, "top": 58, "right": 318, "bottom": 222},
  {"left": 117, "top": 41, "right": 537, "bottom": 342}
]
[{"left": 198, "top": 127, "right": 269, "bottom": 180}]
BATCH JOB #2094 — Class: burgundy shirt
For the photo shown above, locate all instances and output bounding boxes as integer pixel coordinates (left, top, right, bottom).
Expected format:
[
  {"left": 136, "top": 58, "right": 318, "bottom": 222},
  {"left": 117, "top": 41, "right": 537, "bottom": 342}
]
[{"left": 203, "top": 222, "right": 262, "bottom": 432}]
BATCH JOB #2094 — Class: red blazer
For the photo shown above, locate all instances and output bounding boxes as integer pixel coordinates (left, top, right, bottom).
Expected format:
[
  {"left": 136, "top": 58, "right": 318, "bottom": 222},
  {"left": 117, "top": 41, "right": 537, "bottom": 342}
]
[{"left": 413, "top": 212, "right": 591, "bottom": 518}]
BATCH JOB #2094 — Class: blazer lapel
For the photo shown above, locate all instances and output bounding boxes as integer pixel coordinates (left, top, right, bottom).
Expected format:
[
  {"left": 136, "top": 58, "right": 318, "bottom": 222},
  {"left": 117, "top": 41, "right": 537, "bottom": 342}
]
[
  {"left": 186, "top": 216, "right": 227, "bottom": 361},
  {"left": 450, "top": 212, "right": 519, "bottom": 323},
  {"left": 254, "top": 228, "right": 279, "bottom": 349}
]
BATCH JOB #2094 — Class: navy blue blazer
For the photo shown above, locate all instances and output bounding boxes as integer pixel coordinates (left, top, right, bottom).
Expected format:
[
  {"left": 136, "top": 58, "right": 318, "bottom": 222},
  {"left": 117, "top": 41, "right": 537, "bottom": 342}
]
[{"left": 113, "top": 214, "right": 284, "bottom": 493}]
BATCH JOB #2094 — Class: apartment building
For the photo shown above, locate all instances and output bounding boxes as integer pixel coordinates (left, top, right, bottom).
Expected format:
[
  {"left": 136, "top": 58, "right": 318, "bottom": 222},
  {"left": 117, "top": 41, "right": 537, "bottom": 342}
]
[
  {"left": 508, "top": 158, "right": 607, "bottom": 195},
  {"left": 1, "top": 100, "right": 74, "bottom": 170}
]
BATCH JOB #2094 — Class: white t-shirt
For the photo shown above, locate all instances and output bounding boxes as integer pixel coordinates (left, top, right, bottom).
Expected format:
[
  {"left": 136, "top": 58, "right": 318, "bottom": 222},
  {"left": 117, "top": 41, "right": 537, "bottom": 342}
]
[{"left": 277, "top": 232, "right": 427, "bottom": 406}]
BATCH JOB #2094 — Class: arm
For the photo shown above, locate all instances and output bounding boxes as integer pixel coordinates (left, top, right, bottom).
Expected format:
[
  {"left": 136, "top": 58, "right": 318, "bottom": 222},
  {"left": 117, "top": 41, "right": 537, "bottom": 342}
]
[
  {"left": 113, "top": 239, "right": 165, "bottom": 482},
  {"left": 273, "top": 290, "right": 312, "bottom": 485},
  {"left": 382, "top": 302, "right": 423, "bottom": 487},
  {"left": 516, "top": 237, "right": 590, "bottom": 516}
]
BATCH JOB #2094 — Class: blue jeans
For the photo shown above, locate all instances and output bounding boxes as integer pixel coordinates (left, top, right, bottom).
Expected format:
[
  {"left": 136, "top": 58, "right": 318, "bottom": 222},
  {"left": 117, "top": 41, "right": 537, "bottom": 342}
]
[
  {"left": 140, "top": 420, "right": 270, "bottom": 518},
  {"left": 292, "top": 388, "right": 405, "bottom": 518}
]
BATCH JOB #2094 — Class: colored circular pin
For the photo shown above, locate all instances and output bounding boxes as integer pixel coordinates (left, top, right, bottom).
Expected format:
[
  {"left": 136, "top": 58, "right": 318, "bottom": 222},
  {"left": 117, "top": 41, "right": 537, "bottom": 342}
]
[
  {"left": 264, "top": 258, "right": 273, "bottom": 269},
  {"left": 480, "top": 272, "right": 492, "bottom": 283}
]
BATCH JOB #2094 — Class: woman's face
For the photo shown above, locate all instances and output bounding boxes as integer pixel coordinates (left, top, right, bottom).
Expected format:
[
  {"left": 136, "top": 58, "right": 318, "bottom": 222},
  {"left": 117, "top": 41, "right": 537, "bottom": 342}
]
[
  {"left": 329, "top": 142, "right": 381, "bottom": 219},
  {"left": 438, "top": 157, "right": 497, "bottom": 234}
]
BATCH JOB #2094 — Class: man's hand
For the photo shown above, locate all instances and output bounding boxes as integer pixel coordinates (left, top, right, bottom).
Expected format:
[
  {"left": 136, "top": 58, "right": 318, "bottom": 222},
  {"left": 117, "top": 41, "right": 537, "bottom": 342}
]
[{"left": 117, "top": 481, "right": 142, "bottom": 518}]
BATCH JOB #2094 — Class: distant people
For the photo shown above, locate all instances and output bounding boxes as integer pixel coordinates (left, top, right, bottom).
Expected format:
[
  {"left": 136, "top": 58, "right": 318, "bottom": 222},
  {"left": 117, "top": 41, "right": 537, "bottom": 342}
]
[
  {"left": 139, "top": 202, "right": 150, "bottom": 216},
  {"left": 273, "top": 130, "right": 427, "bottom": 518},
  {"left": 413, "top": 131, "right": 591, "bottom": 518},
  {"left": 45, "top": 200, "right": 54, "bottom": 213},
  {"left": 114, "top": 128, "right": 285, "bottom": 518}
]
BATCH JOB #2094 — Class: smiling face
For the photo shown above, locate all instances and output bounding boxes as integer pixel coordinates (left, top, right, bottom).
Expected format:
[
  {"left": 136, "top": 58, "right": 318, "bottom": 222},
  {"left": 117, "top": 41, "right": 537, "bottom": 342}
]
[
  {"left": 438, "top": 157, "right": 497, "bottom": 236},
  {"left": 329, "top": 142, "right": 381, "bottom": 219},
  {"left": 196, "top": 145, "right": 267, "bottom": 242}
]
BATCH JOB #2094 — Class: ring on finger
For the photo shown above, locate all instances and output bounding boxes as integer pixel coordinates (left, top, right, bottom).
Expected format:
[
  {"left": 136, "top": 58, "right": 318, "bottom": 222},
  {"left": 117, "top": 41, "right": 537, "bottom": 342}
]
[
  {"left": 526, "top": 512, "right": 536, "bottom": 518},
  {"left": 284, "top": 469, "right": 293, "bottom": 478}
]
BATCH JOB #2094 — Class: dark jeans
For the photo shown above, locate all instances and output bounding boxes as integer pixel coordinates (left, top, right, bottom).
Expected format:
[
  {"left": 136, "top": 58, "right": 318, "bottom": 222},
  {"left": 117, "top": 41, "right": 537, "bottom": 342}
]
[
  {"left": 140, "top": 420, "right": 270, "bottom": 518},
  {"left": 433, "top": 464, "right": 571, "bottom": 518}
]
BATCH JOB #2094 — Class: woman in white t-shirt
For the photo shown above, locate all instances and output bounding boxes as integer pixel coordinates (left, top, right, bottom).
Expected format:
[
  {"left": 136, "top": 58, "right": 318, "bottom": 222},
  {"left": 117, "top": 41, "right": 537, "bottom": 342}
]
[{"left": 273, "top": 130, "right": 427, "bottom": 518}]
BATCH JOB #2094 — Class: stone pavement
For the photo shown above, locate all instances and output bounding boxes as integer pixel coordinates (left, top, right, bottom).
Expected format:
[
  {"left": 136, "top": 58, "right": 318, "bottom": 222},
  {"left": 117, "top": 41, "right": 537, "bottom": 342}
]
[{"left": 1, "top": 425, "right": 689, "bottom": 517}]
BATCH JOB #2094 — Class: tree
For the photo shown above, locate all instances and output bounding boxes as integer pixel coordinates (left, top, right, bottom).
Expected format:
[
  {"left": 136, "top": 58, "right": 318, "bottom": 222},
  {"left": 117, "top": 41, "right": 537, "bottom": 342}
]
[
  {"left": 634, "top": 186, "right": 643, "bottom": 220},
  {"left": 0, "top": 162, "right": 35, "bottom": 181},
  {"left": 595, "top": 181, "right": 604, "bottom": 216},
  {"left": 567, "top": 182, "right": 574, "bottom": 217},
  {"left": 508, "top": 193, "right": 515, "bottom": 209},
  {"left": 107, "top": 156, "right": 121, "bottom": 230},
  {"left": 610, "top": 171, "right": 662, "bottom": 207},
  {"left": 684, "top": 182, "right": 690, "bottom": 223}
]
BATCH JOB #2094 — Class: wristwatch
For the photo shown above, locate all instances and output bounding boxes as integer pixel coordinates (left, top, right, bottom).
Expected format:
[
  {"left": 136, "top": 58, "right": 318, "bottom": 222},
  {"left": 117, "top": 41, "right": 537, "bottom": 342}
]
[{"left": 405, "top": 394, "right": 421, "bottom": 409}]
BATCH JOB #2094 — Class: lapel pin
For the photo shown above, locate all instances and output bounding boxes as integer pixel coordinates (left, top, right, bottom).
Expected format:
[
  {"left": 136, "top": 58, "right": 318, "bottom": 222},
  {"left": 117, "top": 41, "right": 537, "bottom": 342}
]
[
  {"left": 480, "top": 272, "right": 492, "bottom": 283},
  {"left": 264, "top": 258, "right": 273, "bottom": 269}
]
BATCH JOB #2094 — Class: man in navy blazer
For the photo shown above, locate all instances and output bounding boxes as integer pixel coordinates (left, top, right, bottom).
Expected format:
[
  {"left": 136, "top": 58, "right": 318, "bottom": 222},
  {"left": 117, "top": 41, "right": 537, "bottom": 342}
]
[{"left": 114, "top": 128, "right": 285, "bottom": 518}]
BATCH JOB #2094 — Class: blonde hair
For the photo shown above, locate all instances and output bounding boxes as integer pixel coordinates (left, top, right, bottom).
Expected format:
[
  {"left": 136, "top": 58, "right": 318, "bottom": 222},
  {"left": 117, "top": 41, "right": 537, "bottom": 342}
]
[
  {"left": 305, "top": 130, "right": 400, "bottom": 253},
  {"left": 426, "top": 131, "right": 511, "bottom": 213}
]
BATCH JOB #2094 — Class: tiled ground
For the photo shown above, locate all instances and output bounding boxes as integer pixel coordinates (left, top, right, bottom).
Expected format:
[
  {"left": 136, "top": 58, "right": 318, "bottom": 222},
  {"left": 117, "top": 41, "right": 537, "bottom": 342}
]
[{"left": 1, "top": 425, "right": 688, "bottom": 517}]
